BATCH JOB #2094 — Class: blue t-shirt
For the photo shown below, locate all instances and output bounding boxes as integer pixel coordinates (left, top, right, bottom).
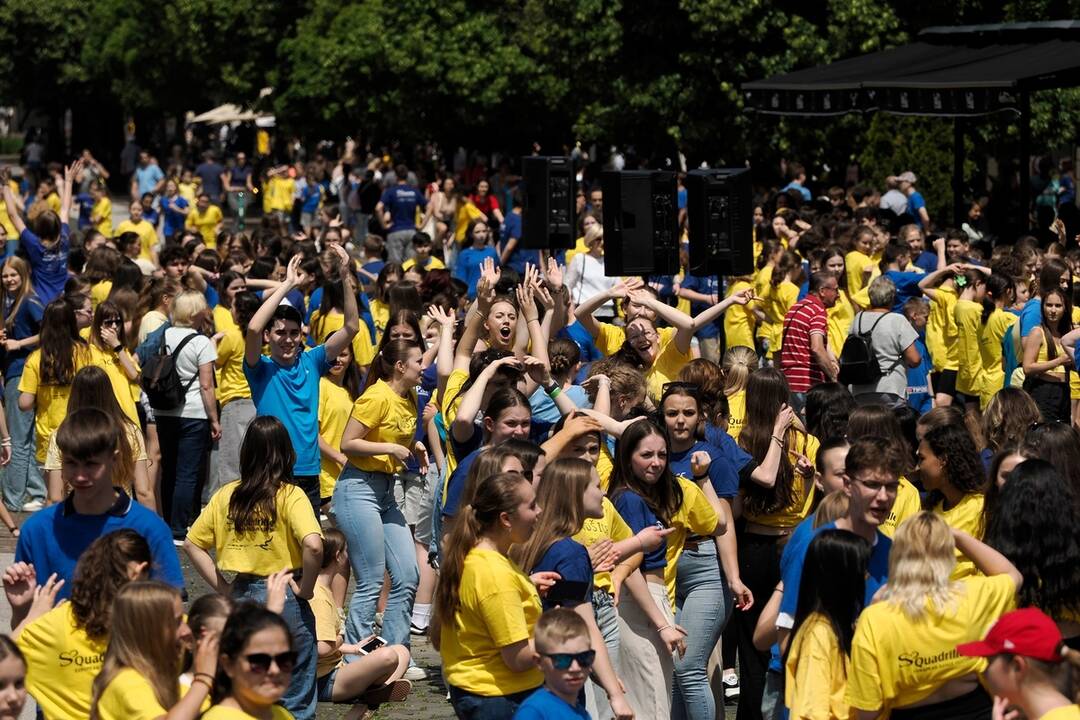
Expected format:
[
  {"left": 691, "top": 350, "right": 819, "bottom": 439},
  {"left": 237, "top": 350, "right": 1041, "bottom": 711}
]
[
  {"left": 195, "top": 162, "right": 225, "bottom": 199},
  {"left": 612, "top": 490, "right": 666, "bottom": 571},
  {"left": 441, "top": 443, "right": 484, "bottom": 518},
  {"left": 531, "top": 537, "right": 593, "bottom": 610},
  {"left": 681, "top": 275, "right": 723, "bottom": 339},
  {"left": 513, "top": 687, "right": 590, "bottom": 720},
  {"left": 134, "top": 164, "right": 164, "bottom": 197},
  {"left": 14, "top": 491, "right": 185, "bottom": 600},
  {"left": 75, "top": 193, "right": 93, "bottom": 229},
  {"left": 501, "top": 213, "right": 541, "bottom": 275},
  {"left": 453, "top": 246, "right": 501, "bottom": 299},
  {"left": 1019, "top": 298, "right": 1042, "bottom": 338},
  {"left": 780, "top": 182, "right": 812, "bottom": 201},
  {"left": 668, "top": 441, "right": 739, "bottom": 499},
  {"left": 767, "top": 517, "right": 892, "bottom": 672},
  {"left": 703, "top": 424, "right": 753, "bottom": 473},
  {"left": 528, "top": 385, "right": 590, "bottom": 440},
  {"left": 2, "top": 292, "right": 44, "bottom": 380},
  {"left": 161, "top": 195, "right": 189, "bottom": 238},
  {"left": 913, "top": 250, "right": 938, "bottom": 274},
  {"left": 244, "top": 345, "right": 330, "bottom": 476},
  {"left": 908, "top": 191, "right": 927, "bottom": 227},
  {"left": 558, "top": 322, "right": 603, "bottom": 368},
  {"left": 906, "top": 336, "right": 933, "bottom": 415},
  {"left": 20, "top": 223, "right": 70, "bottom": 304},
  {"left": 677, "top": 187, "right": 688, "bottom": 210},
  {"left": 404, "top": 366, "right": 436, "bottom": 473},
  {"left": 380, "top": 184, "right": 426, "bottom": 234},
  {"left": 301, "top": 183, "right": 322, "bottom": 213},
  {"left": 883, "top": 270, "right": 924, "bottom": 313}
]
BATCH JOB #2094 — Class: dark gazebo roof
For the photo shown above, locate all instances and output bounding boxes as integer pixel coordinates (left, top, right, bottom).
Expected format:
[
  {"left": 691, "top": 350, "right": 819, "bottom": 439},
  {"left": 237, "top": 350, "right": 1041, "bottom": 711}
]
[{"left": 742, "top": 21, "right": 1080, "bottom": 117}]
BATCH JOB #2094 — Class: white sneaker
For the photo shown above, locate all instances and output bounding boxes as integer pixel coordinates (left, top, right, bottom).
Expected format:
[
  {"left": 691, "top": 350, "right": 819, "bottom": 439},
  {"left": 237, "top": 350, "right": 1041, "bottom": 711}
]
[
  {"left": 403, "top": 665, "right": 428, "bottom": 681},
  {"left": 20, "top": 500, "right": 44, "bottom": 512},
  {"left": 723, "top": 672, "right": 740, "bottom": 699}
]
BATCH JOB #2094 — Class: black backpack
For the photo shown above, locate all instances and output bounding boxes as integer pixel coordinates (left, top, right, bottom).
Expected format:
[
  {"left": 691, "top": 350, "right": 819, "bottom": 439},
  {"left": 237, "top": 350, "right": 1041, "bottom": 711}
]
[
  {"left": 141, "top": 330, "right": 199, "bottom": 410},
  {"left": 838, "top": 313, "right": 889, "bottom": 385}
]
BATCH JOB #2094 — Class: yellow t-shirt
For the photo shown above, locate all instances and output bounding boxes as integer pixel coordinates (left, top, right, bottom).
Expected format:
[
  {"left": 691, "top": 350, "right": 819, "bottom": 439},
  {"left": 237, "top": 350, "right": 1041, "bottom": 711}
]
[
  {"left": 440, "top": 547, "right": 544, "bottom": 696},
  {"left": 846, "top": 574, "right": 1017, "bottom": 714},
  {"left": 90, "top": 280, "right": 113, "bottom": 309},
  {"left": 94, "top": 668, "right": 188, "bottom": 720},
  {"left": 114, "top": 219, "right": 158, "bottom": 261},
  {"left": 265, "top": 176, "right": 296, "bottom": 214},
  {"left": 564, "top": 236, "right": 590, "bottom": 268},
  {"left": 645, "top": 334, "right": 692, "bottom": 405},
  {"left": 186, "top": 481, "right": 322, "bottom": 575},
  {"left": 311, "top": 583, "right": 345, "bottom": 678},
  {"left": 201, "top": 705, "right": 294, "bottom": 720},
  {"left": 827, "top": 289, "right": 856, "bottom": 357},
  {"left": 933, "top": 492, "right": 985, "bottom": 580},
  {"left": 660, "top": 477, "right": 720, "bottom": 607},
  {"left": 440, "top": 368, "right": 471, "bottom": 480},
  {"left": 0, "top": 181, "right": 19, "bottom": 236},
  {"left": 178, "top": 182, "right": 198, "bottom": 206},
  {"left": 571, "top": 497, "right": 633, "bottom": 596},
  {"left": 318, "top": 378, "right": 353, "bottom": 499},
  {"left": 369, "top": 299, "right": 390, "bottom": 344},
  {"left": 954, "top": 299, "right": 984, "bottom": 397},
  {"left": 87, "top": 344, "right": 140, "bottom": 425},
  {"left": 596, "top": 323, "right": 675, "bottom": 358},
  {"left": 93, "top": 196, "right": 113, "bottom": 236},
  {"left": 17, "top": 602, "right": 106, "bottom": 720},
  {"left": 726, "top": 390, "right": 746, "bottom": 440},
  {"left": 1041, "top": 706, "right": 1080, "bottom": 720},
  {"left": 213, "top": 305, "right": 238, "bottom": 335},
  {"left": 760, "top": 280, "right": 800, "bottom": 357},
  {"left": 926, "top": 285, "right": 959, "bottom": 372},
  {"left": 215, "top": 328, "right": 251, "bottom": 406},
  {"left": 19, "top": 346, "right": 92, "bottom": 463},
  {"left": 347, "top": 379, "right": 417, "bottom": 474},
  {"left": 980, "top": 308, "right": 1017, "bottom": 408},
  {"left": 785, "top": 612, "right": 854, "bottom": 720},
  {"left": 845, "top": 251, "right": 875, "bottom": 295},
  {"left": 724, "top": 280, "right": 758, "bottom": 350},
  {"left": 880, "top": 477, "right": 921, "bottom": 539},
  {"left": 309, "top": 308, "right": 376, "bottom": 368},
  {"left": 186, "top": 205, "right": 223, "bottom": 247},
  {"left": 743, "top": 433, "right": 820, "bottom": 529},
  {"left": 453, "top": 202, "right": 487, "bottom": 244},
  {"left": 596, "top": 442, "right": 614, "bottom": 491}
]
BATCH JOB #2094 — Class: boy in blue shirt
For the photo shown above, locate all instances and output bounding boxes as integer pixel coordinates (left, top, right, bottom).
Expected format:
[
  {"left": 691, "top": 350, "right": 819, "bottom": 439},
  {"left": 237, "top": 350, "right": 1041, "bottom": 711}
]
[
  {"left": 513, "top": 608, "right": 594, "bottom": 720},
  {"left": 244, "top": 245, "right": 358, "bottom": 509}
]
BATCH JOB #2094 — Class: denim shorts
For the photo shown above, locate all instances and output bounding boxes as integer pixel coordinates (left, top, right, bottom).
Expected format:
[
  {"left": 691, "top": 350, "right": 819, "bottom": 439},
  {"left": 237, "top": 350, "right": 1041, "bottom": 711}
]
[{"left": 316, "top": 667, "right": 338, "bottom": 702}]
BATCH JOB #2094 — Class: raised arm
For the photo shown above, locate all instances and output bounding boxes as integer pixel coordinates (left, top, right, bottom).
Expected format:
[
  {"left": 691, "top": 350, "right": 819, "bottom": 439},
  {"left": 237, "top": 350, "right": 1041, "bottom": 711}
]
[
  {"left": 324, "top": 245, "right": 360, "bottom": 360},
  {"left": 952, "top": 528, "right": 1023, "bottom": 589},
  {"left": 453, "top": 258, "right": 499, "bottom": 371},
  {"left": 0, "top": 174, "right": 25, "bottom": 236},
  {"left": 917, "top": 262, "right": 964, "bottom": 301},
  {"left": 690, "top": 287, "right": 755, "bottom": 331},
  {"left": 452, "top": 355, "right": 520, "bottom": 442},
  {"left": 427, "top": 304, "right": 457, "bottom": 398},
  {"left": 627, "top": 289, "right": 695, "bottom": 354},
  {"left": 60, "top": 159, "right": 84, "bottom": 226},
  {"left": 574, "top": 276, "right": 643, "bottom": 339},
  {"left": 246, "top": 254, "right": 301, "bottom": 367}
]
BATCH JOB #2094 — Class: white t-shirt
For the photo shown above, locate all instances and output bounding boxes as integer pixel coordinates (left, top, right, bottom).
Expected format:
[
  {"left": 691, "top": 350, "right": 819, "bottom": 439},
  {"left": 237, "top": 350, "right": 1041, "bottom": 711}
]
[
  {"left": 566, "top": 252, "right": 617, "bottom": 315},
  {"left": 154, "top": 327, "right": 217, "bottom": 419},
  {"left": 848, "top": 311, "right": 919, "bottom": 399}
]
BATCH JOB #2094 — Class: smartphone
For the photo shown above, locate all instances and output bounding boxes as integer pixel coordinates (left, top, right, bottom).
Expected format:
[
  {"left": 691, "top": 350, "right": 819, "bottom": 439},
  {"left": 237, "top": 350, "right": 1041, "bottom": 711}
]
[
  {"left": 545, "top": 580, "right": 591, "bottom": 608},
  {"left": 358, "top": 636, "right": 387, "bottom": 655}
]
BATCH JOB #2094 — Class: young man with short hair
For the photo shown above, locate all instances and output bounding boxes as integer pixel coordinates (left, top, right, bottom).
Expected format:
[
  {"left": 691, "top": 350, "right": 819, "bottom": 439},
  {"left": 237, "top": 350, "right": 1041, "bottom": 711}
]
[
  {"left": 7, "top": 407, "right": 183, "bottom": 622},
  {"left": 245, "top": 245, "right": 359, "bottom": 508}
]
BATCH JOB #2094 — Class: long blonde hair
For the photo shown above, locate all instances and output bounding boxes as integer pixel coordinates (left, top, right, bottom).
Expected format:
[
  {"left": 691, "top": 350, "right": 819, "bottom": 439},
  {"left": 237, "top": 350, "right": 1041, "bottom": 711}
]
[
  {"left": 512, "top": 458, "right": 594, "bottom": 573},
  {"left": 881, "top": 512, "right": 961, "bottom": 619},
  {"left": 722, "top": 345, "right": 757, "bottom": 396},
  {"left": 90, "top": 581, "right": 181, "bottom": 719},
  {"left": 0, "top": 256, "right": 33, "bottom": 332}
]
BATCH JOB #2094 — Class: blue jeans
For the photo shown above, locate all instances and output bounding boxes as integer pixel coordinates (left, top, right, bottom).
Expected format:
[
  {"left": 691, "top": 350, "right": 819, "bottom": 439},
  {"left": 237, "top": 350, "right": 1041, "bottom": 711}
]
[
  {"left": 449, "top": 685, "right": 537, "bottom": 720},
  {"left": 156, "top": 416, "right": 209, "bottom": 537},
  {"left": 232, "top": 576, "right": 318, "bottom": 720},
  {"left": 3, "top": 375, "right": 43, "bottom": 508},
  {"left": 672, "top": 540, "right": 734, "bottom": 720},
  {"left": 591, "top": 589, "right": 620, "bottom": 719},
  {"left": 332, "top": 466, "right": 419, "bottom": 647}
]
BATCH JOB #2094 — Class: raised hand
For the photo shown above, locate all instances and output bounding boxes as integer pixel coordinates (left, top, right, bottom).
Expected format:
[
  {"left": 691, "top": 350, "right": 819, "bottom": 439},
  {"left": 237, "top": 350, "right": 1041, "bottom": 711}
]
[
  {"left": 515, "top": 283, "right": 539, "bottom": 324},
  {"left": 728, "top": 288, "right": 755, "bottom": 306},
  {"left": 532, "top": 280, "right": 555, "bottom": 312},
  {"left": 772, "top": 403, "right": 796, "bottom": 436},
  {"left": 610, "top": 276, "right": 644, "bottom": 299},
  {"left": 520, "top": 355, "right": 550, "bottom": 384},
  {"left": 426, "top": 304, "right": 456, "bottom": 328},
  {"left": 284, "top": 254, "right": 303, "bottom": 286},
  {"left": 544, "top": 256, "right": 564, "bottom": 290},
  {"left": 25, "top": 573, "right": 65, "bottom": 625},
  {"left": 689, "top": 450, "right": 712, "bottom": 478},
  {"left": 2, "top": 562, "right": 36, "bottom": 612},
  {"left": 560, "top": 412, "right": 603, "bottom": 439},
  {"left": 479, "top": 256, "right": 501, "bottom": 290}
]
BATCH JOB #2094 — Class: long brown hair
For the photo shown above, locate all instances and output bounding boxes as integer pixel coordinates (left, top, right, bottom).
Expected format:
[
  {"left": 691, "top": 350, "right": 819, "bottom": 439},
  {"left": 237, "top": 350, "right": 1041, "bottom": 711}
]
[
  {"left": 64, "top": 369, "right": 136, "bottom": 493},
  {"left": 227, "top": 417, "right": 295, "bottom": 534},
  {"left": 70, "top": 530, "right": 152, "bottom": 640},
  {"left": 39, "top": 298, "right": 87, "bottom": 385},
  {"left": 739, "top": 368, "right": 804, "bottom": 516},
  {"left": 90, "top": 582, "right": 181, "bottom": 719},
  {"left": 607, "top": 419, "right": 683, "bottom": 525},
  {"left": 358, "top": 338, "right": 422, "bottom": 394},
  {"left": 513, "top": 458, "right": 594, "bottom": 573},
  {"left": 431, "top": 472, "right": 529, "bottom": 650}
]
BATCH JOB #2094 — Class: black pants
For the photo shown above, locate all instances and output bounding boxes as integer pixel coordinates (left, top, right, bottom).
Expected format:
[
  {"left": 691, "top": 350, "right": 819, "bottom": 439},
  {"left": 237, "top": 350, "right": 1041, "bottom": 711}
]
[
  {"left": 891, "top": 686, "right": 992, "bottom": 720},
  {"left": 734, "top": 530, "right": 785, "bottom": 720},
  {"left": 1024, "top": 376, "right": 1070, "bottom": 423}
]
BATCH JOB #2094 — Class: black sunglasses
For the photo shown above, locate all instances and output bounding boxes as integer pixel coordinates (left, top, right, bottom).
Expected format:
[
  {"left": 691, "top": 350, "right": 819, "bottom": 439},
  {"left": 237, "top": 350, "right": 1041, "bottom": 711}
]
[
  {"left": 244, "top": 651, "right": 298, "bottom": 674},
  {"left": 543, "top": 650, "right": 596, "bottom": 671}
]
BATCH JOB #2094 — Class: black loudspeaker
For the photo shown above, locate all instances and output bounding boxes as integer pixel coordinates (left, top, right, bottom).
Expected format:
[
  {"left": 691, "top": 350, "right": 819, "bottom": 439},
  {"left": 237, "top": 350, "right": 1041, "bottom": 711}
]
[
  {"left": 521, "top": 156, "right": 576, "bottom": 250},
  {"left": 687, "top": 168, "right": 753, "bottom": 276},
  {"left": 600, "top": 170, "right": 679, "bottom": 276}
]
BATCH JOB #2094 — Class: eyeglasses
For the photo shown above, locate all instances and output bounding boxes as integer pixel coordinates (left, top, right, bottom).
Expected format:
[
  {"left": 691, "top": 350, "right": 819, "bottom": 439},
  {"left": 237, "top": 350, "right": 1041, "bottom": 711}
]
[
  {"left": 244, "top": 651, "right": 298, "bottom": 674},
  {"left": 855, "top": 478, "right": 899, "bottom": 495},
  {"left": 542, "top": 650, "right": 596, "bottom": 670}
]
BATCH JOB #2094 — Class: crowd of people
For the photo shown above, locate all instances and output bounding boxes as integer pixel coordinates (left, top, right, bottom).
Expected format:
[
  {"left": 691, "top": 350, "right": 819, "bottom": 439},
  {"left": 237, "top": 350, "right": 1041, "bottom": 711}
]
[{"left": 0, "top": 144, "right": 1076, "bottom": 720}]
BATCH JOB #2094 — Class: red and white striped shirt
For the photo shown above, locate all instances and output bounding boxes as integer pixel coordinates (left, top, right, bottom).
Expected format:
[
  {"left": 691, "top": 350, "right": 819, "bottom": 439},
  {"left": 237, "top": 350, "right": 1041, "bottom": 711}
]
[{"left": 780, "top": 294, "right": 828, "bottom": 392}]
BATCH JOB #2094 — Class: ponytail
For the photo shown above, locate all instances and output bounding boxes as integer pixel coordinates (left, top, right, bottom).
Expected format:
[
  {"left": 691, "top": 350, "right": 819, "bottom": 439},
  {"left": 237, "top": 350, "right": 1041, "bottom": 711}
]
[
  {"left": 431, "top": 472, "right": 528, "bottom": 649},
  {"left": 359, "top": 338, "right": 421, "bottom": 393}
]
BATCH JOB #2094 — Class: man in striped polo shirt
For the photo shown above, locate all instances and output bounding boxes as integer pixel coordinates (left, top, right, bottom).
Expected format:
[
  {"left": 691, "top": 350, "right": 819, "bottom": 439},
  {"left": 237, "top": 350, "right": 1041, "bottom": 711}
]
[{"left": 779, "top": 270, "right": 840, "bottom": 413}]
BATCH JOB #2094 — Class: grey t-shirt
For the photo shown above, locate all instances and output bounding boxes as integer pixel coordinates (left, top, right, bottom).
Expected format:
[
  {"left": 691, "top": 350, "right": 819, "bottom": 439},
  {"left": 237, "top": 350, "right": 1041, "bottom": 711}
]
[{"left": 848, "top": 311, "right": 919, "bottom": 399}]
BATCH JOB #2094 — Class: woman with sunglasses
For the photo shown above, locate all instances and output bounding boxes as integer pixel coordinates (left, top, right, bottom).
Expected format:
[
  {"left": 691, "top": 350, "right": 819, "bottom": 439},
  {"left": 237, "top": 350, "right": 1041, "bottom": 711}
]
[
  {"left": 203, "top": 602, "right": 297, "bottom": 720},
  {"left": 87, "top": 299, "right": 141, "bottom": 428},
  {"left": 184, "top": 416, "right": 323, "bottom": 720},
  {"left": 658, "top": 382, "right": 740, "bottom": 720},
  {"left": 608, "top": 418, "right": 726, "bottom": 719}
]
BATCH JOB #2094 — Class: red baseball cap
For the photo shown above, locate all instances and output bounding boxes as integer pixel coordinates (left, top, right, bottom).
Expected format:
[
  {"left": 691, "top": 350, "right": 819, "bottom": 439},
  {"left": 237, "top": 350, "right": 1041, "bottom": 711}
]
[{"left": 957, "top": 608, "right": 1063, "bottom": 663}]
